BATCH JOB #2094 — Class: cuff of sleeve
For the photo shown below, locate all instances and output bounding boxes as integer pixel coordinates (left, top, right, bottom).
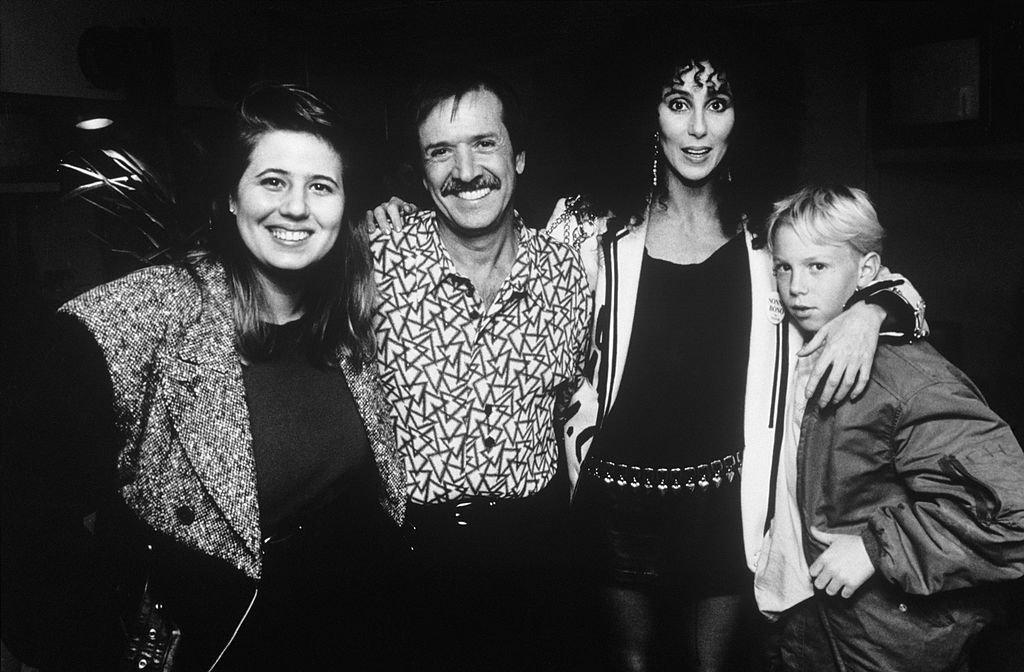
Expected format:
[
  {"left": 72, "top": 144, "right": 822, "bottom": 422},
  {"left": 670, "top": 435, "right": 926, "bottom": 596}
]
[
  {"left": 845, "top": 280, "right": 923, "bottom": 342},
  {"left": 861, "top": 527, "right": 884, "bottom": 571}
]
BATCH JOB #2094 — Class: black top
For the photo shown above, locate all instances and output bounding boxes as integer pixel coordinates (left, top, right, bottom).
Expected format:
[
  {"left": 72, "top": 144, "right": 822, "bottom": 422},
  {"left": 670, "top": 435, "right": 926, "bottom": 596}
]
[
  {"left": 591, "top": 233, "right": 751, "bottom": 466},
  {"left": 242, "top": 319, "right": 374, "bottom": 536}
]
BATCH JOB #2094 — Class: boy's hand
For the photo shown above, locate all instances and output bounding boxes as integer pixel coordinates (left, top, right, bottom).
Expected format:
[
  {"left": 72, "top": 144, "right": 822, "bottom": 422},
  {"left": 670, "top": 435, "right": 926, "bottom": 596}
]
[
  {"left": 798, "top": 302, "right": 884, "bottom": 407},
  {"left": 808, "top": 526, "right": 875, "bottom": 598},
  {"left": 364, "top": 197, "right": 418, "bottom": 232}
]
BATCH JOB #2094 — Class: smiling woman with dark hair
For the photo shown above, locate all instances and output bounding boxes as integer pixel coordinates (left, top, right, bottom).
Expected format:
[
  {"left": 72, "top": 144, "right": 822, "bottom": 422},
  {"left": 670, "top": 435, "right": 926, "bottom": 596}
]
[{"left": 3, "top": 83, "right": 406, "bottom": 671}]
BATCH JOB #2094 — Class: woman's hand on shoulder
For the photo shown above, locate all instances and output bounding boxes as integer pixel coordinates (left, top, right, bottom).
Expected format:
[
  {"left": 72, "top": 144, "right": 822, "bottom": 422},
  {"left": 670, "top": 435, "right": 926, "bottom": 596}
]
[
  {"left": 799, "top": 301, "right": 885, "bottom": 407},
  {"left": 364, "top": 197, "right": 418, "bottom": 232}
]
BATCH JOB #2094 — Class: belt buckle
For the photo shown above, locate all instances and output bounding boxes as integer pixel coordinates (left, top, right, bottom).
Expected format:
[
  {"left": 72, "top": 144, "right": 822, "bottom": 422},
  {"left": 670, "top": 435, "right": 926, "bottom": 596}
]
[
  {"left": 454, "top": 500, "right": 475, "bottom": 526},
  {"left": 263, "top": 524, "right": 304, "bottom": 545}
]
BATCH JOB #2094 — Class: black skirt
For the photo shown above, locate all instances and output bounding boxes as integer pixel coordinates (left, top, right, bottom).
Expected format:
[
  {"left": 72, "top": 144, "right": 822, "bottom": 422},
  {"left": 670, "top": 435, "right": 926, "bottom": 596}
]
[{"left": 570, "top": 458, "right": 749, "bottom": 597}]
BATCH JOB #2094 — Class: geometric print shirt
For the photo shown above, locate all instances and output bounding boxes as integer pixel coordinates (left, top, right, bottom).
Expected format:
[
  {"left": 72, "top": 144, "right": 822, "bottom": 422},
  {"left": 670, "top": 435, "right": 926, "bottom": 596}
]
[{"left": 371, "top": 210, "right": 592, "bottom": 505}]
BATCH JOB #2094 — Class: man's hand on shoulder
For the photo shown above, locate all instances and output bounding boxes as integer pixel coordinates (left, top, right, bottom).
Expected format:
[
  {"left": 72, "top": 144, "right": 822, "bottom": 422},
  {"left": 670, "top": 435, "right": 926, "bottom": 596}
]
[{"left": 365, "top": 197, "right": 419, "bottom": 232}]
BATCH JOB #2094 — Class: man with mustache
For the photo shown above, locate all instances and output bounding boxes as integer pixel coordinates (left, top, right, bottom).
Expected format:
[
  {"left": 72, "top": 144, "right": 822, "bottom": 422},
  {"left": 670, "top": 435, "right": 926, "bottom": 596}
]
[{"left": 369, "top": 71, "right": 592, "bottom": 671}]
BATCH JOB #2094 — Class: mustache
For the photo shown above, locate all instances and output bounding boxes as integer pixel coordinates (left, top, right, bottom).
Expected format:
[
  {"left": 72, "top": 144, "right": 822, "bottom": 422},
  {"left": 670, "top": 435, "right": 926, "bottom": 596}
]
[{"left": 441, "top": 176, "right": 500, "bottom": 197}]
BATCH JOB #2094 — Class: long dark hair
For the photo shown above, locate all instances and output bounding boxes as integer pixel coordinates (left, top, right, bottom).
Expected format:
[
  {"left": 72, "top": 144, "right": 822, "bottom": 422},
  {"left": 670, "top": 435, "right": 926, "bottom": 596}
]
[
  {"left": 193, "top": 82, "right": 376, "bottom": 366},
  {"left": 573, "top": 17, "right": 800, "bottom": 243}
]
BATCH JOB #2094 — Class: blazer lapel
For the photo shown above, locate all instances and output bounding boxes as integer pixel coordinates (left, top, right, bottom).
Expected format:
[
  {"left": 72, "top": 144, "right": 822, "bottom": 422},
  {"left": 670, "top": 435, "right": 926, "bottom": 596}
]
[
  {"left": 161, "top": 292, "right": 262, "bottom": 560},
  {"left": 341, "top": 357, "right": 405, "bottom": 525},
  {"left": 740, "top": 236, "right": 800, "bottom": 570},
  {"left": 603, "top": 221, "right": 646, "bottom": 413}
]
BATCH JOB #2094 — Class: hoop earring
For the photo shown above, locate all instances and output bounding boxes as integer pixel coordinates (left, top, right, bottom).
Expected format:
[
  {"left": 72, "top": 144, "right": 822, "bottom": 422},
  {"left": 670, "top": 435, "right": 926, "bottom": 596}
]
[{"left": 651, "top": 132, "right": 661, "bottom": 189}]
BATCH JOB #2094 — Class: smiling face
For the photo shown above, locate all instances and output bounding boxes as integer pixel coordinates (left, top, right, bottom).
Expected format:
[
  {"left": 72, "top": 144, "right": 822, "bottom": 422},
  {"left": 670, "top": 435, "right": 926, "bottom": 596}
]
[
  {"left": 772, "top": 226, "right": 879, "bottom": 338},
  {"left": 231, "top": 130, "right": 345, "bottom": 280},
  {"left": 657, "top": 60, "right": 735, "bottom": 185},
  {"left": 418, "top": 88, "right": 526, "bottom": 238}
]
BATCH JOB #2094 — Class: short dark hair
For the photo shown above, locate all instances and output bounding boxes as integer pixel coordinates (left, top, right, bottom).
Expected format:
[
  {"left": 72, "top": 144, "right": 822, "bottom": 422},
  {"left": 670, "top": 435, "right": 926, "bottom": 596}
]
[
  {"left": 409, "top": 69, "right": 526, "bottom": 159},
  {"left": 196, "top": 82, "right": 376, "bottom": 365}
]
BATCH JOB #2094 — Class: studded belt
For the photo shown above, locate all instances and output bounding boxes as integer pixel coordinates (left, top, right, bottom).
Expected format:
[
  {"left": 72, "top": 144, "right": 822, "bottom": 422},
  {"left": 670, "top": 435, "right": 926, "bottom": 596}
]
[{"left": 583, "top": 451, "right": 743, "bottom": 493}]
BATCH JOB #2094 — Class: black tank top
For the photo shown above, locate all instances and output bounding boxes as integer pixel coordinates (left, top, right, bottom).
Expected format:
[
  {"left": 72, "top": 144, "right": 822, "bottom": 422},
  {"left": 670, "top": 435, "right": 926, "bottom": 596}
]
[{"left": 591, "top": 233, "right": 751, "bottom": 466}]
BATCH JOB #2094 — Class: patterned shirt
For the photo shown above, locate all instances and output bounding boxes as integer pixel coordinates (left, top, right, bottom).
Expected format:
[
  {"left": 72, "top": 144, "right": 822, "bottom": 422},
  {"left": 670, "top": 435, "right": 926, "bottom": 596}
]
[{"left": 371, "top": 211, "right": 592, "bottom": 505}]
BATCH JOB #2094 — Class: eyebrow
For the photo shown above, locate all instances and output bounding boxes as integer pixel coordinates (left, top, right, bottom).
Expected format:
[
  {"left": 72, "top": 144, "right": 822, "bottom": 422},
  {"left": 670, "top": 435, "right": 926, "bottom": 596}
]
[
  {"left": 423, "top": 132, "right": 499, "bottom": 153},
  {"left": 255, "top": 168, "right": 340, "bottom": 186},
  {"left": 664, "top": 85, "right": 733, "bottom": 99},
  {"left": 422, "top": 142, "right": 450, "bottom": 154}
]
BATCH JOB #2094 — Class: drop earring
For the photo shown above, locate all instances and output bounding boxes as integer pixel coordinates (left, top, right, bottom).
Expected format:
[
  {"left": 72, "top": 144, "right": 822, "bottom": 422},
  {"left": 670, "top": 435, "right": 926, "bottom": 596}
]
[{"left": 651, "top": 132, "right": 661, "bottom": 189}]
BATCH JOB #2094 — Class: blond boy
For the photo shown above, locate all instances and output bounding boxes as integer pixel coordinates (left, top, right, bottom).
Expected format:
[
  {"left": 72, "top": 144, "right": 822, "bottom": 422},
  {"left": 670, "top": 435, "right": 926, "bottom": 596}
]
[{"left": 762, "top": 185, "right": 1024, "bottom": 672}]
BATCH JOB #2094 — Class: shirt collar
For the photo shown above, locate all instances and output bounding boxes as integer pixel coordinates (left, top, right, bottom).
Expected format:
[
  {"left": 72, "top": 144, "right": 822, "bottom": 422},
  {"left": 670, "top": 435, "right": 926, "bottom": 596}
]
[{"left": 414, "top": 210, "right": 540, "bottom": 301}]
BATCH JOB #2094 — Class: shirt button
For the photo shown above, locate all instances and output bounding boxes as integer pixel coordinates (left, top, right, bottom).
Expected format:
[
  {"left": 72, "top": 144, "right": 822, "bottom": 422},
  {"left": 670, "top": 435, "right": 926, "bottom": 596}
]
[
  {"left": 483, "top": 437, "right": 496, "bottom": 448},
  {"left": 484, "top": 404, "right": 493, "bottom": 415},
  {"left": 175, "top": 505, "right": 196, "bottom": 525},
  {"left": 469, "top": 310, "right": 480, "bottom": 319},
  {"left": 897, "top": 603, "right": 908, "bottom": 613}
]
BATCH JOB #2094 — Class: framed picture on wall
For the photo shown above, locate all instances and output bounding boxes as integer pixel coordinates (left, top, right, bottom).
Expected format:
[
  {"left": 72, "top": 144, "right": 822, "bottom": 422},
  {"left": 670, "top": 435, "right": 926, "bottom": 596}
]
[{"left": 869, "top": 13, "right": 1024, "bottom": 162}]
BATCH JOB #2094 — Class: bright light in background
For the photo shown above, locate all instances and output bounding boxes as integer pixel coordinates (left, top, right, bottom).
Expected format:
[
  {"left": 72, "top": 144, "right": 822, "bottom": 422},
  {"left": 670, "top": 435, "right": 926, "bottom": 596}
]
[{"left": 75, "top": 117, "right": 114, "bottom": 131}]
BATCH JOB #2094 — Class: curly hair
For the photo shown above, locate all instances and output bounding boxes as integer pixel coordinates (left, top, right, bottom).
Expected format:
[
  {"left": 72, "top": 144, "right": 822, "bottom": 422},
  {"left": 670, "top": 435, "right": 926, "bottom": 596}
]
[{"left": 570, "top": 14, "right": 801, "bottom": 244}]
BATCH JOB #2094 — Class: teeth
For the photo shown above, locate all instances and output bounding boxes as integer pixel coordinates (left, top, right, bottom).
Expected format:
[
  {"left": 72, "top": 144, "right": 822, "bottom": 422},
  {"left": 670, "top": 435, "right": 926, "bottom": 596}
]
[
  {"left": 270, "top": 228, "right": 311, "bottom": 242},
  {"left": 456, "top": 188, "right": 491, "bottom": 201}
]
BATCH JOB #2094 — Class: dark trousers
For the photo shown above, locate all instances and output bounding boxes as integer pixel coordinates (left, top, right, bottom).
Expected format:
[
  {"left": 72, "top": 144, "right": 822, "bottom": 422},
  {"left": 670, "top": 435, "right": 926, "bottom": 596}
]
[
  {"left": 765, "top": 598, "right": 839, "bottom": 672},
  {"left": 160, "top": 494, "right": 408, "bottom": 671},
  {"left": 403, "top": 483, "right": 570, "bottom": 672}
]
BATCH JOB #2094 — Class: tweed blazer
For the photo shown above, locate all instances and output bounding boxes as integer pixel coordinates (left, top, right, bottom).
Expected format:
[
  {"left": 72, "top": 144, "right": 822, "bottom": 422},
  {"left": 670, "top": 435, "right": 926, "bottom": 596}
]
[{"left": 61, "top": 260, "right": 405, "bottom": 580}]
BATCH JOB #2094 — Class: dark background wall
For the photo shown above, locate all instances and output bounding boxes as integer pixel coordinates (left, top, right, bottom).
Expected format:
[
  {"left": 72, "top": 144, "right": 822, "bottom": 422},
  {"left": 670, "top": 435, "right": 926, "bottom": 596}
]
[
  {"left": 4, "top": 0, "right": 1019, "bottom": 425},
  {"left": 1, "top": 1, "right": 1023, "bottom": 669}
]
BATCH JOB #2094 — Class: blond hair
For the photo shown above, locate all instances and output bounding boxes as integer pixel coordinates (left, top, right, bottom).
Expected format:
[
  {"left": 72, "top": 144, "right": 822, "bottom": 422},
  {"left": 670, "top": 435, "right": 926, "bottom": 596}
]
[{"left": 765, "top": 185, "right": 884, "bottom": 256}]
